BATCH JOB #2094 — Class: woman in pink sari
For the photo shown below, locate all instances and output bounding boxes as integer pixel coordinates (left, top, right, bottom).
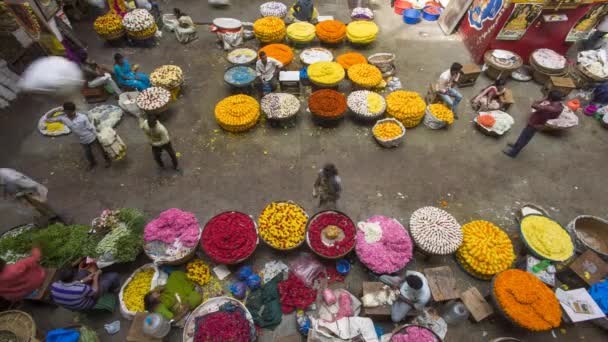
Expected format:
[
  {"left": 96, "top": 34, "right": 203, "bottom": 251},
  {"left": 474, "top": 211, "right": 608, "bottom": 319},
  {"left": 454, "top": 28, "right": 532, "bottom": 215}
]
[{"left": 472, "top": 79, "right": 506, "bottom": 111}]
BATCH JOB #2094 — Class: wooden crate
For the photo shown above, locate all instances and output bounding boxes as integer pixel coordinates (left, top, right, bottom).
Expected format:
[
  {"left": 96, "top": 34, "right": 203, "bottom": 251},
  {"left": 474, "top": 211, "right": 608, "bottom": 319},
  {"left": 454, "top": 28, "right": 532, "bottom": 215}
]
[
  {"left": 543, "top": 76, "right": 577, "bottom": 96},
  {"left": 424, "top": 266, "right": 460, "bottom": 302},
  {"left": 458, "top": 64, "right": 481, "bottom": 87},
  {"left": 460, "top": 287, "right": 493, "bottom": 322}
]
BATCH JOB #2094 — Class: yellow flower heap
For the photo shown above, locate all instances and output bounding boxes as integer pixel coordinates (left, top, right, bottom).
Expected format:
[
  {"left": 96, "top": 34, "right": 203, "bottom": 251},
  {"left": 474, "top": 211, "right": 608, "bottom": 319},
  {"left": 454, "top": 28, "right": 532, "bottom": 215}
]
[
  {"left": 286, "top": 22, "right": 316, "bottom": 43},
  {"left": 386, "top": 91, "right": 426, "bottom": 128},
  {"left": 307, "top": 62, "right": 345, "bottom": 86},
  {"left": 258, "top": 202, "right": 308, "bottom": 250},
  {"left": 254, "top": 16, "right": 286, "bottom": 43},
  {"left": 346, "top": 21, "right": 379, "bottom": 44},
  {"left": 457, "top": 220, "right": 515, "bottom": 279},
  {"left": 373, "top": 119, "right": 404, "bottom": 140},
  {"left": 214, "top": 95, "right": 260, "bottom": 133},
  {"left": 186, "top": 259, "right": 211, "bottom": 286},
  {"left": 123, "top": 268, "right": 154, "bottom": 312},
  {"left": 521, "top": 215, "right": 573, "bottom": 261},
  {"left": 428, "top": 103, "right": 455, "bottom": 124},
  {"left": 150, "top": 65, "right": 183, "bottom": 89},
  {"left": 367, "top": 92, "right": 384, "bottom": 113},
  {"left": 94, "top": 12, "right": 124, "bottom": 38},
  {"left": 348, "top": 64, "right": 383, "bottom": 88}
]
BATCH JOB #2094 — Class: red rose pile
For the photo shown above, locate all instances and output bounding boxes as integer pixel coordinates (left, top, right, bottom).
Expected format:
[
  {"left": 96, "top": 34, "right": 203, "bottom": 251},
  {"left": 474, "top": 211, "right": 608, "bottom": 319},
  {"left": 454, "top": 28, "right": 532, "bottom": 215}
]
[
  {"left": 307, "top": 211, "right": 356, "bottom": 258},
  {"left": 278, "top": 273, "right": 317, "bottom": 313},
  {"left": 201, "top": 212, "right": 257, "bottom": 264}
]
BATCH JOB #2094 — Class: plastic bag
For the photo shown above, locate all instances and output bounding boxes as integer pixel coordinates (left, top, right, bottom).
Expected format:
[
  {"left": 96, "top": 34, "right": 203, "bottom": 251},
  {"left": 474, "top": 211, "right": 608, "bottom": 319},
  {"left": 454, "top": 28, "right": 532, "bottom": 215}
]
[
  {"left": 19, "top": 57, "right": 84, "bottom": 96},
  {"left": 230, "top": 281, "right": 247, "bottom": 299},
  {"left": 323, "top": 288, "right": 336, "bottom": 305},
  {"left": 246, "top": 274, "right": 261, "bottom": 290},
  {"left": 288, "top": 253, "right": 323, "bottom": 287},
  {"left": 237, "top": 265, "right": 253, "bottom": 280}
]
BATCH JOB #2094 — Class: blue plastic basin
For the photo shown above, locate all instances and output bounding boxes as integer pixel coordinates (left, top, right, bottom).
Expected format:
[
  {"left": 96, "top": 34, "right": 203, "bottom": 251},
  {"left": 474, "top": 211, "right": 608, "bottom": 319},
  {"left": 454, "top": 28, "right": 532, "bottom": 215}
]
[{"left": 403, "top": 9, "right": 421, "bottom": 25}]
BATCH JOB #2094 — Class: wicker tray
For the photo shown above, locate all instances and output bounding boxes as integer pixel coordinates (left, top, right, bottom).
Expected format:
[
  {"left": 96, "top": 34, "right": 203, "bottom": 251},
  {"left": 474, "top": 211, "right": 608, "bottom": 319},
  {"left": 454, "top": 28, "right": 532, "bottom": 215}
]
[
  {"left": 201, "top": 211, "right": 259, "bottom": 265},
  {"left": 100, "top": 30, "right": 126, "bottom": 41},
  {"left": 519, "top": 214, "right": 574, "bottom": 263},
  {"left": 144, "top": 227, "right": 201, "bottom": 265},
  {"left": 183, "top": 297, "right": 256, "bottom": 342},
  {"left": 305, "top": 209, "right": 356, "bottom": 259},
  {"left": 577, "top": 63, "right": 608, "bottom": 82},
  {"left": 530, "top": 50, "right": 567, "bottom": 75},
  {"left": 390, "top": 324, "right": 443, "bottom": 342},
  {"left": 258, "top": 201, "right": 309, "bottom": 251},
  {"left": 0, "top": 311, "right": 36, "bottom": 342}
]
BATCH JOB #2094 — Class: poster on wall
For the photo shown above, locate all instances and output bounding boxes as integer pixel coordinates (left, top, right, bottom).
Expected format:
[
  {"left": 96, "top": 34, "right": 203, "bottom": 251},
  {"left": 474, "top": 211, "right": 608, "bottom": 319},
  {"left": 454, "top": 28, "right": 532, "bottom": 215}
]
[
  {"left": 5, "top": 2, "right": 42, "bottom": 40},
  {"left": 467, "top": 0, "right": 504, "bottom": 30},
  {"left": 566, "top": 4, "right": 608, "bottom": 42},
  {"left": 33, "top": 0, "right": 59, "bottom": 21},
  {"left": 496, "top": 3, "right": 543, "bottom": 40}
]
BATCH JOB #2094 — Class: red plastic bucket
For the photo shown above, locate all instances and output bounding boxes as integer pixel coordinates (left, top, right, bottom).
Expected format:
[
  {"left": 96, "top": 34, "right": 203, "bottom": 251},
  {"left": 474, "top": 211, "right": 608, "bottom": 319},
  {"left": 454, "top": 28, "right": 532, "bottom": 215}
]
[{"left": 394, "top": 0, "right": 413, "bottom": 15}]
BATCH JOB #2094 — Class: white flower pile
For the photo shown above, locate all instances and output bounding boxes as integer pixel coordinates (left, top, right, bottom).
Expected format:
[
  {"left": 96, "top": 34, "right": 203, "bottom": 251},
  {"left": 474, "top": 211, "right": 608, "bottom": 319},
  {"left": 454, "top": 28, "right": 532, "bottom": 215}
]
[
  {"left": 300, "top": 48, "right": 333, "bottom": 65},
  {"left": 261, "top": 93, "right": 300, "bottom": 119},
  {"left": 260, "top": 2, "right": 288, "bottom": 18},
  {"left": 122, "top": 9, "right": 155, "bottom": 32},
  {"left": 136, "top": 87, "right": 170, "bottom": 111},
  {"left": 347, "top": 90, "right": 386, "bottom": 118},
  {"left": 532, "top": 48, "right": 566, "bottom": 71},
  {"left": 351, "top": 7, "right": 374, "bottom": 20},
  {"left": 409, "top": 206, "right": 462, "bottom": 255}
]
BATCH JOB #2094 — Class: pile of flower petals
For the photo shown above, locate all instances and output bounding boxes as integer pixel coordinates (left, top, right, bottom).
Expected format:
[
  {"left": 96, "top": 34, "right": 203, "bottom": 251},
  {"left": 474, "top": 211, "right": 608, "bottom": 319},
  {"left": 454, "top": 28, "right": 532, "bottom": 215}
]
[{"left": 144, "top": 208, "right": 200, "bottom": 247}]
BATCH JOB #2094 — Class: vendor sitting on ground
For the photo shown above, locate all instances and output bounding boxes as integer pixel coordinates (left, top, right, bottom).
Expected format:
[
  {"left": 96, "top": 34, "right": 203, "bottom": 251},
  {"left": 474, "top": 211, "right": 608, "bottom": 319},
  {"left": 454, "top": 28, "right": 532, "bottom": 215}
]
[
  {"left": 383, "top": 271, "right": 431, "bottom": 323},
  {"left": 256, "top": 51, "right": 283, "bottom": 92},
  {"left": 173, "top": 8, "right": 197, "bottom": 44},
  {"left": 82, "top": 55, "right": 122, "bottom": 96},
  {"left": 51, "top": 261, "right": 120, "bottom": 311},
  {"left": 144, "top": 271, "right": 202, "bottom": 321},
  {"left": 437, "top": 62, "right": 464, "bottom": 119},
  {"left": 472, "top": 79, "right": 506, "bottom": 111},
  {"left": 288, "top": 0, "right": 318, "bottom": 23},
  {"left": 113, "top": 53, "right": 151, "bottom": 91}
]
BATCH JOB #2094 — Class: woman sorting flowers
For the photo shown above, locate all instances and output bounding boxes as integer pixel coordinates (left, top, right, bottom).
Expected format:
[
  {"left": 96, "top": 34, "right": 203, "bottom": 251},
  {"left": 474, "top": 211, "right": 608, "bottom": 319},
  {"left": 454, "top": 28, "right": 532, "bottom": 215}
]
[
  {"left": 113, "top": 53, "right": 151, "bottom": 91},
  {"left": 144, "top": 271, "right": 201, "bottom": 321},
  {"left": 472, "top": 79, "right": 506, "bottom": 111}
]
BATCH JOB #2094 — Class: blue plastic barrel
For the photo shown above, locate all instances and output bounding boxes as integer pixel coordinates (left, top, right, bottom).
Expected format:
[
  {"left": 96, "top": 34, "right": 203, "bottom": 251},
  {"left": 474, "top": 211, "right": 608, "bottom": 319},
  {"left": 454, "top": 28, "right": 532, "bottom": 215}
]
[
  {"left": 422, "top": 6, "right": 442, "bottom": 21},
  {"left": 403, "top": 9, "right": 421, "bottom": 25}
]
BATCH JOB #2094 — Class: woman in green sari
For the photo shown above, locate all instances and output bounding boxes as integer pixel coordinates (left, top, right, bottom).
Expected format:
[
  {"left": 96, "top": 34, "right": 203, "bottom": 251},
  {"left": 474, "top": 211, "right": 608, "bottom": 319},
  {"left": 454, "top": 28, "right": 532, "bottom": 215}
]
[{"left": 144, "top": 271, "right": 202, "bottom": 320}]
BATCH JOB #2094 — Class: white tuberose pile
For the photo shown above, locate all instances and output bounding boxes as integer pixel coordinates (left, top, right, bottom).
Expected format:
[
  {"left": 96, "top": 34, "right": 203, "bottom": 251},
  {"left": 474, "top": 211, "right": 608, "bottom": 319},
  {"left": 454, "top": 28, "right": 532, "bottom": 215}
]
[
  {"left": 261, "top": 93, "right": 300, "bottom": 119},
  {"left": 347, "top": 90, "right": 386, "bottom": 118},
  {"left": 260, "top": 2, "right": 288, "bottom": 18},
  {"left": 136, "top": 87, "right": 171, "bottom": 111},
  {"left": 122, "top": 9, "right": 155, "bottom": 32},
  {"left": 409, "top": 206, "right": 462, "bottom": 255}
]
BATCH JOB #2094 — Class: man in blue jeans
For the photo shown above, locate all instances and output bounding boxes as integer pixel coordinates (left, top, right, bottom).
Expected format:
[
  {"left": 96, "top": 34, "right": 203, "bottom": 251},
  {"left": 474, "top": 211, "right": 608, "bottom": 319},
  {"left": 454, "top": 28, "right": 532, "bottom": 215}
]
[{"left": 436, "top": 62, "right": 464, "bottom": 119}]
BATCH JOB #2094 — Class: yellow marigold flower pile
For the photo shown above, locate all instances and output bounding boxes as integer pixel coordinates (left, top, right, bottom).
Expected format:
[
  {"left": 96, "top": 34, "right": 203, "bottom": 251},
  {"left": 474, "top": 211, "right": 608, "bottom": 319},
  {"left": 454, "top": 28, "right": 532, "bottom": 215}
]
[
  {"left": 286, "top": 22, "right": 316, "bottom": 43},
  {"left": 373, "top": 119, "right": 404, "bottom": 140},
  {"left": 386, "top": 91, "right": 426, "bottom": 128},
  {"left": 428, "top": 103, "right": 455, "bottom": 124},
  {"left": 123, "top": 269, "right": 154, "bottom": 312},
  {"left": 348, "top": 64, "right": 383, "bottom": 88},
  {"left": 521, "top": 215, "right": 573, "bottom": 261},
  {"left": 45, "top": 122, "right": 66, "bottom": 132},
  {"left": 346, "top": 21, "right": 379, "bottom": 44},
  {"left": 336, "top": 52, "right": 367, "bottom": 69},
  {"left": 307, "top": 62, "right": 345, "bottom": 86},
  {"left": 94, "top": 12, "right": 124, "bottom": 38},
  {"left": 254, "top": 16, "right": 286, "bottom": 43},
  {"left": 214, "top": 95, "right": 260, "bottom": 133},
  {"left": 186, "top": 259, "right": 211, "bottom": 286},
  {"left": 456, "top": 220, "right": 515, "bottom": 279},
  {"left": 258, "top": 202, "right": 308, "bottom": 250}
]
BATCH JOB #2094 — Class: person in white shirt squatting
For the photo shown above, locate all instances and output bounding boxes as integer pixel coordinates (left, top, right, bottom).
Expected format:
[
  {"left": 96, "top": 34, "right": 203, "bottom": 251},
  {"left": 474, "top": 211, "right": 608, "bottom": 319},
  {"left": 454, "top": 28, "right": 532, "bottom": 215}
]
[
  {"left": 256, "top": 51, "right": 283, "bottom": 93},
  {"left": 436, "top": 62, "right": 464, "bottom": 119}
]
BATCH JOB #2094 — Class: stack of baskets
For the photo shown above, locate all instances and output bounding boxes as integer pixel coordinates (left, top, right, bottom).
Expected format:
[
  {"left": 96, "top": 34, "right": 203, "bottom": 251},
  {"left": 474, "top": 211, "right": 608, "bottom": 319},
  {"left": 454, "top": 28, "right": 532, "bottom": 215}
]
[
  {"left": 529, "top": 49, "right": 567, "bottom": 85},
  {"left": 0, "top": 311, "right": 37, "bottom": 342}
]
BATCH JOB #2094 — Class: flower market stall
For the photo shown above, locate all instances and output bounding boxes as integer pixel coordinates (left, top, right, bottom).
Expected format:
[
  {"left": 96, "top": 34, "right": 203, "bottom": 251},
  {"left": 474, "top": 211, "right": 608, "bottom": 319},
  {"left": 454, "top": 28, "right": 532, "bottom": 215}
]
[
  {"left": 94, "top": 12, "right": 125, "bottom": 41},
  {"left": 123, "top": 9, "right": 157, "bottom": 40},
  {"left": 409, "top": 207, "right": 462, "bottom": 256},
  {"left": 143, "top": 208, "right": 202, "bottom": 265},
  {"left": 356, "top": 215, "right": 413, "bottom": 274},
  {"left": 201, "top": 211, "right": 258, "bottom": 264},
  {"left": 260, "top": 93, "right": 300, "bottom": 123},
  {"left": 258, "top": 201, "right": 308, "bottom": 250},
  {"left": 306, "top": 210, "right": 356, "bottom": 259},
  {"left": 119, "top": 263, "right": 167, "bottom": 320},
  {"left": 150, "top": 65, "right": 184, "bottom": 100}
]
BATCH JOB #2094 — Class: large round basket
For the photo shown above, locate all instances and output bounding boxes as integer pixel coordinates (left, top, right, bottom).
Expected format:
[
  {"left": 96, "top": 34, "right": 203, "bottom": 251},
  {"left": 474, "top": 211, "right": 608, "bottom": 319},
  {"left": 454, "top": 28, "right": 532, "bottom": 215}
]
[
  {"left": 127, "top": 25, "right": 157, "bottom": 40},
  {"left": 577, "top": 63, "right": 608, "bottom": 82},
  {"left": 305, "top": 210, "right": 356, "bottom": 259},
  {"left": 258, "top": 201, "right": 309, "bottom": 251},
  {"left": 529, "top": 58, "right": 567, "bottom": 85},
  {"left": 143, "top": 227, "right": 201, "bottom": 265},
  {"left": 261, "top": 93, "right": 301, "bottom": 123},
  {"left": 201, "top": 211, "right": 259, "bottom": 265},
  {"left": 300, "top": 47, "right": 333, "bottom": 65},
  {"left": 372, "top": 118, "right": 405, "bottom": 148},
  {"left": 368, "top": 53, "right": 395, "bottom": 73},
  {"left": 566, "top": 215, "right": 608, "bottom": 259},
  {"left": 226, "top": 48, "right": 258, "bottom": 65},
  {"left": 224, "top": 65, "right": 257, "bottom": 89},
  {"left": 473, "top": 116, "right": 502, "bottom": 137},
  {"left": 519, "top": 214, "right": 574, "bottom": 263},
  {"left": 453, "top": 253, "right": 494, "bottom": 281},
  {"left": 390, "top": 324, "right": 443, "bottom": 342},
  {"left": 183, "top": 297, "right": 256, "bottom": 342},
  {"left": 101, "top": 29, "right": 126, "bottom": 41},
  {"left": 530, "top": 49, "right": 567, "bottom": 75},
  {"left": 484, "top": 50, "right": 522, "bottom": 80},
  {"left": 309, "top": 77, "right": 343, "bottom": 88},
  {"left": 310, "top": 108, "right": 347, "bottom": 126},
  {"left": 0, "top": 311, "right": 37, "bottom": 342},
  {"left": 140, "top": 102, "right": 170, "bottom": 115}
]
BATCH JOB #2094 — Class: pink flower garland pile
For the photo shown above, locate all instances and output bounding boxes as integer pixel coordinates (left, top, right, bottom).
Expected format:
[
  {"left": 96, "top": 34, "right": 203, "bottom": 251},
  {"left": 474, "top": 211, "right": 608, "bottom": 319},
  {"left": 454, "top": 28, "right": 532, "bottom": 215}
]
[
  {"left": 144, "top": 208, "right": 200, "bottom": 247},
  {"left": 201, "top": 212, "right": 257, "bottom": 264},
  {"left": 391, "top": 326, "right": 437, "bottom": 342},
  {"left": 307, "top": 211, "right": 356, "bottom": 258},
  {"left": 355, "top": 215, "right": 413, "bottom": 274}
]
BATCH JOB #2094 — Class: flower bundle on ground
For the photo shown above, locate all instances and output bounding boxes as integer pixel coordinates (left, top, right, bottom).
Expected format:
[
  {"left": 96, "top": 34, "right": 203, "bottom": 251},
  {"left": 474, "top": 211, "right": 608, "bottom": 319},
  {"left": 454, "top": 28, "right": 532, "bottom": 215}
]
[
  {"left": 386, "top": 90, "right": 426, "bottom": 128},
  {"left": 336, "top": 52, "right": 367, "bottom": 69},
  {"left": 392, "top": 326, "right": 438, "bottom": 342},
  {"left": 356, "top": 215, "right": 413, "bottom": 273},
  {"left": 315, "top": 20, "right": 346, "bottom": 43},
  {"left": 254, "top": 16, "right": 286, "bottom": 43},
  {"left": 94, "top": 12, "right": 124, "bottom": 38},
  {"left": 307, "top": 211, "right": 356, "bottom": 258},
  {"left": 286, "top": 22, "right": 316, "bottom": 43},
  {"left": 409, "top": 207, "right": 462, "bottom": 255},
  {"left": 194, "top": 306, "right": 252, "bottom": 341},
  {"left": 123, "top": 268, "right": 154, "bottom": 312},
  {"left": 150, "top": 65, "right": 183, "bottom": 89},
  {"left": 201, "top": 212, "right": 257, "bottom": 264},
  {"left": 258, "top": 44, "right": 294, "bottom": 65},
  {"left": 94, "top": 208, "right": 145, "bottom": 263},
  {"left": 214, "top": 94, "right": 260, "bottom": 132},
  {"left": 186, "top": 259, "right": 211, "bottom": 286},
  {"left": 348, "top": 64, "right": 383, "bottom": 88},
  {"left": 258, "top": 202, "right": 307, "bottom": 250},
  {"left": 309, "top": 89, "right": 347, "bottom": 118},
  {"left": 278, "top": 272, "right": 317, "bottom": 313},
  {"left": 307, "top": 62, "right": 345, "bottom": 86},
  {"left": 372, "top": 119, "right": 403, "bottom": 140},
  {"left": 346, "top": 21, "right": 378, "bottom": 44},
  {"left": 144, "top": 208, "right": 200, "bottom": 247},
  {"left": 494, "top": 269, "right": 561, "bottom": 331},
  {"left": 520, "top": 215, "right": 573, "bottom": 261},
  {"left": 428, "top": 103, "right": 455, "bottom": 124},
  {"left": 456, "top": 220, "right": 514, "bottom": 279}
]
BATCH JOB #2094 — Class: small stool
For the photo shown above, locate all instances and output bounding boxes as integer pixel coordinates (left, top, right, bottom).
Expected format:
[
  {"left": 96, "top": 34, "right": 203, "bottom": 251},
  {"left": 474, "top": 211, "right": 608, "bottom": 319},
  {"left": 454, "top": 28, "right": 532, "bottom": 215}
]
[
  {"left": 458, "top": 64, "right": 481, "bottom": 87},
  {"left": 279, "top": 71, "right": 302, "bottom": 95},
  {"left": 543, "top": 76, "right": 576, "bottom": 96},
  {"left": 425, "top": 83, "right": 441, "bottom": 104},
  {"left": 82, "top": 85, "right": 109, "bottom": 104}
]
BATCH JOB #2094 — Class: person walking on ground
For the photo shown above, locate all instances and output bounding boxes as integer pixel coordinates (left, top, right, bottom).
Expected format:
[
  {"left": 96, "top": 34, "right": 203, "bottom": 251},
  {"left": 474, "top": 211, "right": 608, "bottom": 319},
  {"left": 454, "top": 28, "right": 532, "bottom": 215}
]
[
  {"left": 0, "top": 247, "right": 46, "bottom": 302},
  {"left": 46, "top": 102, "right": 111, "bottom": 170},
  {"left": 503, "top": 90, "right": 565, "bottom": 158},
  {"left": 437, "top": 62, "right": 464, "bottom": 119},
  {"left": 0, "top": 168, "right": 60, "bottom": 223},
  {"left": 139, "top": 114, "right": 180, "bottom": 171},
  {"left": 50, "top": 264, "right": 120, "bottom": 311},
  {"left": 313, "top": 163, "right": 342, "bottom": 209}
]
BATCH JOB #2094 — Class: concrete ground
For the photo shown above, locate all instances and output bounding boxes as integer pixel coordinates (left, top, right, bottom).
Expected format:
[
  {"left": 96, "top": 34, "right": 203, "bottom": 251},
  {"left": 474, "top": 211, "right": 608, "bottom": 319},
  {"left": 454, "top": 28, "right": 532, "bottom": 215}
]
[{"left": 1, "top": 0, "right": 607, "bottom": 341}]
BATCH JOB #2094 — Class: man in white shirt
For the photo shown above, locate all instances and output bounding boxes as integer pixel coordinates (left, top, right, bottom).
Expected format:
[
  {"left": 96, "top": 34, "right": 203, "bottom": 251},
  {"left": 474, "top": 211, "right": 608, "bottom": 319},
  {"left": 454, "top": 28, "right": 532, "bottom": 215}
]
[
  {"left": 46, "top": 102, "right": 111, "bottom": 170},
  {"left": 256, "top": 51, "right": 283, "bottom": 92},
  {"left": 139, "top": 114, "right": 180, "bottom": 171},
  {"left": 436, "top": 62, "right": 464, "bottom": 118},
  {"left": 389, "top": 271, "right": 431, "bottom": 323}
]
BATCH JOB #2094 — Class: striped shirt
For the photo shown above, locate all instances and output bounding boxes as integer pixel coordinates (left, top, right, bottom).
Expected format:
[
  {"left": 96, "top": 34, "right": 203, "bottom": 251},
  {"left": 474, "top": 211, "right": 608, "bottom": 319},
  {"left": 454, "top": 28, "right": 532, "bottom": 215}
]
[{"left": 50, "top": 281, "right": 96, "bottom": 310}]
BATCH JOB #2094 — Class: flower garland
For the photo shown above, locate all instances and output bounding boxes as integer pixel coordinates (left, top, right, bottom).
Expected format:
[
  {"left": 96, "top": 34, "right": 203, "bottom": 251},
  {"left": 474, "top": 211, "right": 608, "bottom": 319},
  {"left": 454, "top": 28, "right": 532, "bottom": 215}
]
[
  {"left": 309, "top": 89, "right": 347, "bottom": 118},
  {"left": 94, "top": 12, "right": 124, "bottom": 38},
  {"left": 258, "top": 202, "right": 308, "bottom": 250},
  {"left": 392, "top": 326, "right": 438, "bottom": 342},
  {"left": 386, "top": 91, "right": 426, "bottom": 128},
  {"left": 278, "top": 273, "right": 318, "bottom": 313},
  {"left": 348, "top": 90, "right": 386, "bottom": 117},
  {"left": 494, "top": 269, "right": 561, "bottom": 331},
  {"left": 201, "top": 212, "right": 257, "bottom": 264},
  {"left": 356, "top": 215, "right": 413, "bottom": 274},
  {"left": 258, "top": 44, "right": 294, "bottom": 66},
  {"left": 253, "top": 16, "right": 286, "bottom": 43},
  {"left": 194, "top": 308, "right": 251, "bottom": 342},
  {"left": 520, "top": 215, "right": 573, "bottom": 261},
  {"left": 186, "top": 259, "right": 211, "bottom": 286},
  {"left": 315, "top": 20, "right": 346, "bottom": 43},
  {"left": 348, "top": 64, "right": 383, "bottom": 88},
  {"left": 307, "top": 62, "right": 345, "bottom": 86},
  {"left": 307, "top": 211, "right": 356, "bottom": 258},
  {"left": 150, "top": 65, "right": 184, "bottom": 89},
  {"left": 214, "top": 94, "right": 260, "bottom": 133},
  {"left": 336, "top": 52, "right": 367, "bottom": 69},
  {"left": 286, "top": 22, "right": 316, "bottom": 43},
  {"left": 123, "top": 268, "right": 154, "bottom": 312},
  {"left": 428, "top": 103, "right": 454, "bottom": 124},
  {"left": 122, "top": 9, "right": 156, "bottom": 39},
  {"left": 346, "top": 21, "right": 379, "bottom": 44},
  {"left": 409, "top": 207, "right": 462, "bottom": 255}
]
